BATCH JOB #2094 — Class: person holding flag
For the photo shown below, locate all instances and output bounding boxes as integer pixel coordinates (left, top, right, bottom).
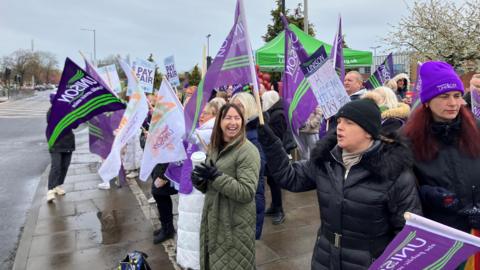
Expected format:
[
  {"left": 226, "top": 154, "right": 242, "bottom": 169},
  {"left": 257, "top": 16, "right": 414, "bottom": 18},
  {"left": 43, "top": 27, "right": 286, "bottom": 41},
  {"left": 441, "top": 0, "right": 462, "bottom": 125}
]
[
  {"left": 46, "top": 92, "right": 75, "bottom": 203},
  {"left": 257, "top": 98, "right": 421, "bottom": 269},
  {"left": 403, "top": 61, "right": 480, "bottom": 268},
  {"left": 46, "top": 58, "right": 124, "bottom": 202}
]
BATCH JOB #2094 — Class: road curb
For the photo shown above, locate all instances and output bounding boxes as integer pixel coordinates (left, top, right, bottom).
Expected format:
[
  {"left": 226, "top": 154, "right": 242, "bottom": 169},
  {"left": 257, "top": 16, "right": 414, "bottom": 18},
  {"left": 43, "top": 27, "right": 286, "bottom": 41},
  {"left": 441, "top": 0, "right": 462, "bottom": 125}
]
[{"left": 12, "top": 165, "right": 49, "bottom": 270}]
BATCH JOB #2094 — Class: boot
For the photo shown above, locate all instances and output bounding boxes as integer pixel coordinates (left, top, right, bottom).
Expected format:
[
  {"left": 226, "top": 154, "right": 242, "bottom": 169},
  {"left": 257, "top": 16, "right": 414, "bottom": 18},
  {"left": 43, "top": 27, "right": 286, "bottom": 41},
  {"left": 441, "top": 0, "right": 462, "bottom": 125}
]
[
  {"left": 153, "top": 222, "right": 175, "bottom": 244},
  {"left": 272, "top": 210, "right": 285, "bottom": 225},
  {"left": 264, "top": 206, "right": 278, "bottom": 216}
]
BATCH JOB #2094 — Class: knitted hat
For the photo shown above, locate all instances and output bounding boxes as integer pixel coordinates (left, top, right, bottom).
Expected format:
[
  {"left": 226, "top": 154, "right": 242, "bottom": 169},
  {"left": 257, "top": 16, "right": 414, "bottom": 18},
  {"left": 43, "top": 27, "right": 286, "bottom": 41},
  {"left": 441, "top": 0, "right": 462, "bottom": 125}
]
[
  {"left": 261, "top": 90, "right": 280, "bottom": 112},
  {"left": 336, "top": 99, "right": 381, "bottom": 139},
  {"left": 419, "top": 61, "right": 464, "bottom": 104}
]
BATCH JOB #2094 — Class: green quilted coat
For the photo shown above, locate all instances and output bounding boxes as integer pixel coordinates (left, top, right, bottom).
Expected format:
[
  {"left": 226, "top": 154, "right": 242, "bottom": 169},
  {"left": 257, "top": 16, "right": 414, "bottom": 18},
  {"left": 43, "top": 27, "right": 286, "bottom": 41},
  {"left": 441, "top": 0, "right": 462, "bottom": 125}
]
[{"left": 198, "top": 138, "right": 260, "bottom": 270}]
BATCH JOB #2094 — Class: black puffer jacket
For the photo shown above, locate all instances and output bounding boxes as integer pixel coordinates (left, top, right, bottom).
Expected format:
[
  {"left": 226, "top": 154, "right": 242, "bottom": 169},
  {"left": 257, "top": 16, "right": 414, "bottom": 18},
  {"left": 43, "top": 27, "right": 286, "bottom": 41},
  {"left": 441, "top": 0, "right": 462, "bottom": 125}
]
[
  {"left": 47, "top": 108, "right": 75, "bottom": 153},
  {"left": 259, "top": 131, "right": 422, "bottom": 270},
  {"left": 413, "top": 117, "right": 480, "bottom": 233},
  {"left": 266, "top": 99, "right": 296, "bottom": 153}
]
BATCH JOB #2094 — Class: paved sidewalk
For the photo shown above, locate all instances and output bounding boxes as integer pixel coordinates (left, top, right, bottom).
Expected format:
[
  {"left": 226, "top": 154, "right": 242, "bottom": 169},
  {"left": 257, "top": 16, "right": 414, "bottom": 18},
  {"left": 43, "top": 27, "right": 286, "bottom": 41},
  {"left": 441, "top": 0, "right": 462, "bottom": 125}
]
[
  {"left": 13, "top": 128, "right": 175, "bottom": 270},
  {"left": 14, "top": 126, "right": 321, "bottom": 269}
]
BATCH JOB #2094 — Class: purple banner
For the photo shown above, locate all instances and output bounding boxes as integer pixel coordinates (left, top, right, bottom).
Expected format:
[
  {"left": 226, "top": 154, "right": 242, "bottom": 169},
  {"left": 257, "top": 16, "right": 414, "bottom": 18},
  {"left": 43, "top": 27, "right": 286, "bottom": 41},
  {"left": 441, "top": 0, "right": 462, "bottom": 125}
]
[
  {"left": 281, "top": 16, "right": 318, "bottom": 141},
  {"left": 165, "top": 141, "right": 200, "bottom": 194},
  {"left": 46, "top": 58, "right": 125, "bottom": 149},
  {"left": 370, "top": 213, "right": 480, "bottom": 270},
  {"left": 88, "top": 110, "right": 124, "bottom": 159},
  {"left": 184, "top": 0, "right": 252, "bottom": 137},
  {"left": 365, "top": 53, "right": 394, "bottom": 90},
  {"left": 331, "top": 15, "right": 345, "bottom": 82}
]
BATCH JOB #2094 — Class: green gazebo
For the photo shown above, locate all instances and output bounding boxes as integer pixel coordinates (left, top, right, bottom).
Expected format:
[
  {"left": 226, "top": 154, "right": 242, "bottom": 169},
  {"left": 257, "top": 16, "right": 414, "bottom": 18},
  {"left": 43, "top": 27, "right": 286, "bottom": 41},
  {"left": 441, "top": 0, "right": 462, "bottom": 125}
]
[{"left": 255, "top": 24, "right": 372, "bottom": 72}]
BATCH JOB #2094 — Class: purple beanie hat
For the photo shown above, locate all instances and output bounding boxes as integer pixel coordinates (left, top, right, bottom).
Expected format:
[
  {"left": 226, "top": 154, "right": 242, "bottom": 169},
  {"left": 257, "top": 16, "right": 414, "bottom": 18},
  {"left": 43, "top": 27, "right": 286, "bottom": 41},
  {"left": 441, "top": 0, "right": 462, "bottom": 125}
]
[{"left": 419, "top": 61, "right": 464, "bottom": 104}]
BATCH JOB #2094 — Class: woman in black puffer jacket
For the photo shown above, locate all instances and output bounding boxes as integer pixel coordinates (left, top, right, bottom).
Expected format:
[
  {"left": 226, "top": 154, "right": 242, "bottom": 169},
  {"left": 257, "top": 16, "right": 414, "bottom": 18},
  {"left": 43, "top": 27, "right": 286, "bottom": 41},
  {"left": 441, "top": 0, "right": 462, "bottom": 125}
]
[{"left": 258, "top": 99, "right": 422, "bottom": 270}]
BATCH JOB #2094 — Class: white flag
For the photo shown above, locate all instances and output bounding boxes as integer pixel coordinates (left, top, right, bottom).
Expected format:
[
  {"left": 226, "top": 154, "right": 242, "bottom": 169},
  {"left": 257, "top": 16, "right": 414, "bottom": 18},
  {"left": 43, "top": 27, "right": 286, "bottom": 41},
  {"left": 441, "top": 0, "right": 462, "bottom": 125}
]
[
  {"left": 98, "top": 59, "right": 149, "bottom": 182},
  {"left": 139, "top": 79, "right": 187, "bottom": 181}
]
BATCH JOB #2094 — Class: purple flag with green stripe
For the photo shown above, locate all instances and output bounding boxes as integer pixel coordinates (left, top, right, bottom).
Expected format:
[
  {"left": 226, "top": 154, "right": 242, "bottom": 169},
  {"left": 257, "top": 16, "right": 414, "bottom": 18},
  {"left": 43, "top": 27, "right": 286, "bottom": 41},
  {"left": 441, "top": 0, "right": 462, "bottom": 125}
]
[
  {"left": 184, "top": 0, "right": 253, "bottom": 137},
  {"left": 369, "top": 213, "right": 480, "bottom": 270},
  {"left": 365, "top": 53, "right": 394, "bottom": 90},
  {"left": 46, "top": 58, "right": 125, "bottom": 149},
  {"left": 281, "top": 16, "right": 318, "bottom": 137}
]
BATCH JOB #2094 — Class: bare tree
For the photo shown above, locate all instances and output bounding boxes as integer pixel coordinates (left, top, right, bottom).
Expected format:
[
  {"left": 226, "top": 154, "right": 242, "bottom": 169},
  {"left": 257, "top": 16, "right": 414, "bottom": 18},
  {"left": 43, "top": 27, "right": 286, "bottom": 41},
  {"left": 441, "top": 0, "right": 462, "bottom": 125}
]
[
  {"left": 38, "top": 51, "right": 58, "bottom": 83},
  {"left": 1, "top": 50, "right": 61, "bottom": 85},
  {"left": 384, "top": 0, "right": 480, "bottom": 72}
]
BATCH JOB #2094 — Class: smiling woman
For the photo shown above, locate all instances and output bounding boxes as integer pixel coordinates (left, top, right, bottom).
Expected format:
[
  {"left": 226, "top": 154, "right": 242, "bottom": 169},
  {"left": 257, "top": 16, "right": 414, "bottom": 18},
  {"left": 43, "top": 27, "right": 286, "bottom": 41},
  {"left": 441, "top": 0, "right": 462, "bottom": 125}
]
[{"left": 191, "top": 103, "right": 261, "bottom": 270}]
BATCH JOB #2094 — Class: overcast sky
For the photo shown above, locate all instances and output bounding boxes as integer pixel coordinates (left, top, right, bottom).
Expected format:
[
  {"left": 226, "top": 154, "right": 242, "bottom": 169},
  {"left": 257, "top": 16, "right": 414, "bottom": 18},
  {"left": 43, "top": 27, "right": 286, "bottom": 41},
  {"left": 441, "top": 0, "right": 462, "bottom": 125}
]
[{"left": 0, "top": 0, "right": 416, "bottom": 72}]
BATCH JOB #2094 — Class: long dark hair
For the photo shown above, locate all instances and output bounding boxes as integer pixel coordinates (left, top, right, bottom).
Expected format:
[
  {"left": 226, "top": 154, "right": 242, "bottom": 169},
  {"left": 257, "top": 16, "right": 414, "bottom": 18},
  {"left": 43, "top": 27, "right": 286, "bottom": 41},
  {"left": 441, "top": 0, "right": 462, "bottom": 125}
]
[
  {"left": 209, "top": 103, "right": 246, "bottom": 154},
  {"left": 403, "top": 105, "right": 480, "bottom": 161}
]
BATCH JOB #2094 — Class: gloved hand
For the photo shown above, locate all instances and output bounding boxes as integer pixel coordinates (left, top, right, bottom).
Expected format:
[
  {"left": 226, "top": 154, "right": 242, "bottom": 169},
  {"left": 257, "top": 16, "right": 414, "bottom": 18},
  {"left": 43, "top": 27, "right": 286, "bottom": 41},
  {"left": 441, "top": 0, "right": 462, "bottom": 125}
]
[
  {"left": 192, "top": 160, "right": 222, "bottom": 182},
  {"left": 461, "top": 208, "right": 480, "bottom": 230},
  {"left": 191, "top": 170, "right": 207, "bottom": 192},
  {"left": 419, "top": 185, "right": 460, "bottom": 212},
  {"left": 257, "top": 123, "right": 278, "bottom": 146}
]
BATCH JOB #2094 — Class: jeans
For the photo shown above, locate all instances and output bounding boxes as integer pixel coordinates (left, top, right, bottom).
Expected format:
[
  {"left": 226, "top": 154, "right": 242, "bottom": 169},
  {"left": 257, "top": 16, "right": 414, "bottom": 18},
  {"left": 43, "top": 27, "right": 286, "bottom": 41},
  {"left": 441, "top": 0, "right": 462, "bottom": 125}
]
[{"left": 48, "top": 152, "right": 72, "bottom": 190}]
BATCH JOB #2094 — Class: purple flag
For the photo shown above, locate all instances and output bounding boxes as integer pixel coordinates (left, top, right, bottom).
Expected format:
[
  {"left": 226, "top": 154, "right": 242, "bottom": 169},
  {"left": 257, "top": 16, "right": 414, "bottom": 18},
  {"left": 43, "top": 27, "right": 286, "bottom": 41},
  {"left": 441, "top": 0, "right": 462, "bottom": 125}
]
[
  {"left": 165, "top": 141, "right": 200, "bottom": 194},
  {"left": 369, "top": 213, "right": 480, "bottom": 270},
  {"left": 88, "top": 110, "right": 124, "bottom": 159},
  {"left": 46, "top": 58, "right": 125, "bottom": 149},
  {"left": 472, "top": 89, "right": 480, "bottom": 119},
  {"left": 281, "top": 16, "right": 318, "bottom": 143},
  {"left": 410, "top": 62, "right": 423, "bottom": 111},
  {"left": 331, "top": 15, "right": 345, "bottom": 82},
  {"left": 184, "top": 0, "right": 254, "bottom": 137},
  {"left": 365, "top": 53, "right": 394, "bottom": 90}
]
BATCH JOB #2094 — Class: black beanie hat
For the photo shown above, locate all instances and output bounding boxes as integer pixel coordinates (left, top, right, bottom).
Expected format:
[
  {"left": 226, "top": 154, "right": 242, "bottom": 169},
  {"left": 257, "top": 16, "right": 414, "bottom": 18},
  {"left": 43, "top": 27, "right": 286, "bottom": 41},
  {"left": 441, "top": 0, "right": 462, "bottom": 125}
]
[{"left": 336, "top": 99, "right": 381, "bottom": 139}]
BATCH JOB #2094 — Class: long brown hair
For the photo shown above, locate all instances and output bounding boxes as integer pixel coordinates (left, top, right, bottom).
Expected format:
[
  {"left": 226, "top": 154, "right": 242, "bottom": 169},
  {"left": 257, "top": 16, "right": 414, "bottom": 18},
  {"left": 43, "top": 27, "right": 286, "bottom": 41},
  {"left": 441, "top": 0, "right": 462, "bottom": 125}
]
[
  {"left": 403, "top": 105, "right": 480, "bottom": 161},
  {"left": 209, "top": 103, "right": 246, "bottom": 154}
]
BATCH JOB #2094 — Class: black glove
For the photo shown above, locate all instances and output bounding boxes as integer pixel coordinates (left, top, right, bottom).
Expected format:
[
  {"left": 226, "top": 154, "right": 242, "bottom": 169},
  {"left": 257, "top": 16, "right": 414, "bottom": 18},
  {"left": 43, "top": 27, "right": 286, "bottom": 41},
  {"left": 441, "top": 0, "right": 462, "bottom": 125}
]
[
  {"left": 257, "top": 123, "right": 278, "bottom": 146},
  {"left": 191, "top": 170, "right": 207, "bottom": 192},
  {"left": 461, "top": 208, "right": 480, "bottom": 230},
  {"left": 192, "top": 160, "right": 222, "bottom": 182},
  {"left": 419, "top": 185, "right": 460, "bottom": 212}
]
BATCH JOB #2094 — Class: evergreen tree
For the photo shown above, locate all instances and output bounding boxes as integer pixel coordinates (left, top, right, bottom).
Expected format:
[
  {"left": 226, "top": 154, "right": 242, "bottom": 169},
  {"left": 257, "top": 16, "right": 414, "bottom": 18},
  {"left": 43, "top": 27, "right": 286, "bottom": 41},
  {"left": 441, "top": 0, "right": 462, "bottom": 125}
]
[
  {"left": 263, "top": 1, "right": 315, "bottom": 42},
  {"left": 189, "top": 65, "right": 202, "bottom": 86}
]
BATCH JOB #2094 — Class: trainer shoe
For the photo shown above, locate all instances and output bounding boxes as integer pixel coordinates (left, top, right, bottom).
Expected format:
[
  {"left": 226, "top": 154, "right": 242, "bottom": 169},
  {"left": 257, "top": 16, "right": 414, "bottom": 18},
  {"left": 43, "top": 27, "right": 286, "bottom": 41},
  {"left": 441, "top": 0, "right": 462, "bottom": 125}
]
[
  {"left": 98, "top": 182, "right": 111, "bottom": 190},
  {"left": 126, "top": 171, "right": 139, "bottom": 178},
  {"left": 54, "top": 186, "right": 66, "bottom": 195},
  {"left": 47, "top": 190, "right": 56, "bottom": 203}
]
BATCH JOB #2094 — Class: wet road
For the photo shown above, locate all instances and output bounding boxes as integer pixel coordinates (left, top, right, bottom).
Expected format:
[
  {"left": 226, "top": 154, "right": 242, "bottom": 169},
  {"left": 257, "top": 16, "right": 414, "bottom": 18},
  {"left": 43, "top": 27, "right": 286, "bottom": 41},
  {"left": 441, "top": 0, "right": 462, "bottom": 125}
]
[{"left": 0, "top": 92, "right": 51, "bottom": 269}]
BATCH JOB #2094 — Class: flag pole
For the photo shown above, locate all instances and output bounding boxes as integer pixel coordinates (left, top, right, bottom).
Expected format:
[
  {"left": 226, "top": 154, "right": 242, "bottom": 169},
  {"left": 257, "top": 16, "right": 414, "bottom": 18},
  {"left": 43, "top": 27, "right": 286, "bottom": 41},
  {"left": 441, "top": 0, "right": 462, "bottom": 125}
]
[
  {"left": 79, "top": 50, "right": 120, "bottom": 98},
  {"left": 239, "top": 0, "right": 264, "bottom": 125}
]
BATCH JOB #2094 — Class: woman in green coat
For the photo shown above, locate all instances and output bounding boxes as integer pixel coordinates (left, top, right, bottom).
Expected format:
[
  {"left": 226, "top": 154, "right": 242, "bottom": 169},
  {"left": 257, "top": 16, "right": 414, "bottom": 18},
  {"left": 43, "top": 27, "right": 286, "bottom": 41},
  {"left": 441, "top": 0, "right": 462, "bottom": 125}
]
[{"left": 192, "top": 103, "right": 261, "bottom": 270}]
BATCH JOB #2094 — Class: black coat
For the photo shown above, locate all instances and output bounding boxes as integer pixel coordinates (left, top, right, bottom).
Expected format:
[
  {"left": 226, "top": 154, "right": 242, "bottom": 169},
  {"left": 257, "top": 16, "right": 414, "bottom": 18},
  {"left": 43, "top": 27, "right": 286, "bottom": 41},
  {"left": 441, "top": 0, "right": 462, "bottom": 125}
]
[
  {"left": 47, "top": 108, "right": 75, "bottom": 153},
  {"left": 413, "top": 118, "right": 480, "bottom": 233},
  {"left": 266, "top": 100, "right": 296, "bottom": 153},
  {"left": 260, "top": 132, "right": 422, "bottom": 270},
  {"left": 151, "top": 163, "right": 177, "bottom": 196}
]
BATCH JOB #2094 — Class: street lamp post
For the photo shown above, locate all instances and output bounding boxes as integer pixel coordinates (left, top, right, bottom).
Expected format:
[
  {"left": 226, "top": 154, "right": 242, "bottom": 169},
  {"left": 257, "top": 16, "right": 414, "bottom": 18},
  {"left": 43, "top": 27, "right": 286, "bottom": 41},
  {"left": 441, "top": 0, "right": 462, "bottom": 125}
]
[
  {"left": 206, "top": 34, "right": 212, "bottom": 69},
  {"left": 81, "top": 28, "right": 96, "bottom": 66},
  {"left": 370, "top": 45, "right": 381, "bottom": 71}
]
